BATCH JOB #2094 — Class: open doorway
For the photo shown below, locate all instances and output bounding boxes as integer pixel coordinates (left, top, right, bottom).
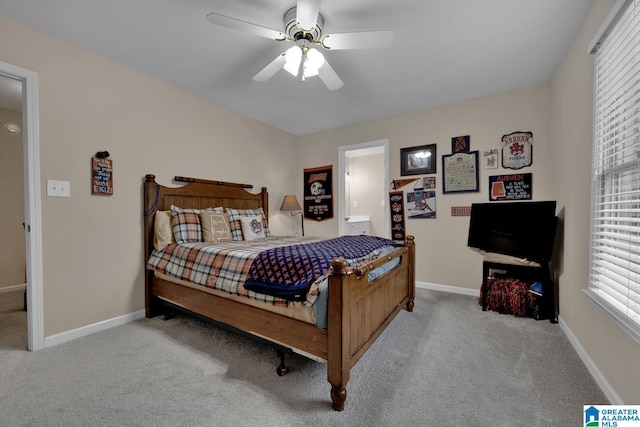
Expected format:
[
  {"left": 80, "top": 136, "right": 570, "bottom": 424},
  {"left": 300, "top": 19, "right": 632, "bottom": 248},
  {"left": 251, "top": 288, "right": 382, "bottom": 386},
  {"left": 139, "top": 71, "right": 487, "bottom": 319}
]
[
  {"left": 0, "top": 61, "right": 44, "bottom": 351},
  {"left": 0, "top": 74, "right": 26, "bottom": 349},
  {"left": 338, "top": 139, "right": 389, "bottom": 238}
]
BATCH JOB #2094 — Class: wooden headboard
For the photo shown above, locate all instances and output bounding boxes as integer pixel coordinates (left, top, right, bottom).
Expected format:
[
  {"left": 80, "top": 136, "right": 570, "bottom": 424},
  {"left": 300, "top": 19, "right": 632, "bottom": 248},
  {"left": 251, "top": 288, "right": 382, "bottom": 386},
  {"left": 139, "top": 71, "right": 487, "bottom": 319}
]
[
  {"left": 143, "top": 174, "right": 269, "bottom": 315},
  {"left": 143, "top": 173, "right": 268, "bottom": 239}
]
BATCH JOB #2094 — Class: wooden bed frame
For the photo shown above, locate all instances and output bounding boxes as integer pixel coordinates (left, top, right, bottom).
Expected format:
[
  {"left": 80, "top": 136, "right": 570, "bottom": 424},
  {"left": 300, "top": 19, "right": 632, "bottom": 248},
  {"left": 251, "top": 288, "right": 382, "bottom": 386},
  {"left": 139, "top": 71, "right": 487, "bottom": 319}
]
[{"left": 143, "top": 174, "right": 415, "bottom": 411}]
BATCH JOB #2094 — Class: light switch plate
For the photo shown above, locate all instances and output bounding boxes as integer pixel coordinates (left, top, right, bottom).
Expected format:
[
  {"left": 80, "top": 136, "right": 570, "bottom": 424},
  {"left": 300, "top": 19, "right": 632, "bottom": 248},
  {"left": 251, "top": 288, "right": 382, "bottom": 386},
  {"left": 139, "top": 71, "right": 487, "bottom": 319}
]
[{"left": 47, "top": 180, "right": 71, "bottom": 197}]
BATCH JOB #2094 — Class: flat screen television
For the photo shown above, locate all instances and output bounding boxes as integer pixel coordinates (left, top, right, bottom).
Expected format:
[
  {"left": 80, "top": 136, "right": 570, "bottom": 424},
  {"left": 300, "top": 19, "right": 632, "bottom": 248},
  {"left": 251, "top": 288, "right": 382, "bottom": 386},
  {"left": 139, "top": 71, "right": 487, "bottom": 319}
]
[{"left": 467, "top": 201, "right": 558, "bottom": 262}]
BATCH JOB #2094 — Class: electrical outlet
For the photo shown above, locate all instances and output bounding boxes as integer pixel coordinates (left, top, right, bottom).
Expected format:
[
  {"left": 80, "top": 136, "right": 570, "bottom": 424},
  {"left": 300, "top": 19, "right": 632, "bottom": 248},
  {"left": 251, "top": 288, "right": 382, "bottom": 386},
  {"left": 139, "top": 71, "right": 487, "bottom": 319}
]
[{"left": 47, "top": 180, "right": 71, "bottom": 197}]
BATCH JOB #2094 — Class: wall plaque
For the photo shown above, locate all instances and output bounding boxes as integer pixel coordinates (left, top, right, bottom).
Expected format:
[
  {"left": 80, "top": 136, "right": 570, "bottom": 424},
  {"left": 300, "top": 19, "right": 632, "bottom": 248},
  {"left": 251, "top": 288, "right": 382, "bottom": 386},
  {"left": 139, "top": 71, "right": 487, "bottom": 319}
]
[
  {"left": 92, "top": 157, "right": 113, "bottom": 195},
  {"left": 489, "top": 173, "right": 532, "bottom": 201}
]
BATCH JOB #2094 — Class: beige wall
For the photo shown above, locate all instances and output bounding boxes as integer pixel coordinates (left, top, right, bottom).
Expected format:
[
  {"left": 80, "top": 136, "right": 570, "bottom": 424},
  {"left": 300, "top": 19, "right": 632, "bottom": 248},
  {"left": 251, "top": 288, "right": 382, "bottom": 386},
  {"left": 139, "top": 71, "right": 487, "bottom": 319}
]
[
  {"left": 0, "top": 107, "right": 25, "bottom": 288},
  {"left": 298, "top": 84, "right": 552, "bottom": 289},
  {"left": 550, "top": 0, "right": 638, "bottom": 404},
  {"left": 0, "top": 17, "right": 298, "bottom": 336}
]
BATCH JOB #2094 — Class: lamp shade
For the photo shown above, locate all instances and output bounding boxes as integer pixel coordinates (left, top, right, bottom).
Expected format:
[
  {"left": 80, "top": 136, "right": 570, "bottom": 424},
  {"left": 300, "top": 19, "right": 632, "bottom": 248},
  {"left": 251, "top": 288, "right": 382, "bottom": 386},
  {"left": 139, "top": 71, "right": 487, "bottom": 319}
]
[{"left": 280, "top": 195, "right": 302, "bottom": 212}]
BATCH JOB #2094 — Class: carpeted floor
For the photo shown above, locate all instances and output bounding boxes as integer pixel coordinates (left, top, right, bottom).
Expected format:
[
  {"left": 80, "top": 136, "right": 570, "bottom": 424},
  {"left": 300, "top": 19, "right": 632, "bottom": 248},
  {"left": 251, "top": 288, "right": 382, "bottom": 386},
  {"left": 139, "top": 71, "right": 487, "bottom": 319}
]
[
  {"left": 0, "top": 289, "right": 27, "bottom": 351},
  {"left": 0, "top": 288, "right": 607, "bottom": 426}
]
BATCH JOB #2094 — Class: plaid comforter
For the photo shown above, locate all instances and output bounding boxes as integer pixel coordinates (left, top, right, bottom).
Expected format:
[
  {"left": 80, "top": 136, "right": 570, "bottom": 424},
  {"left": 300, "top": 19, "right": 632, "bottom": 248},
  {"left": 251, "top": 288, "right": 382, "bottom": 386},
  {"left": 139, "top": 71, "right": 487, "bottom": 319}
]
[{"left": 147, "top": 235, "right": 396, "bottom": 307}]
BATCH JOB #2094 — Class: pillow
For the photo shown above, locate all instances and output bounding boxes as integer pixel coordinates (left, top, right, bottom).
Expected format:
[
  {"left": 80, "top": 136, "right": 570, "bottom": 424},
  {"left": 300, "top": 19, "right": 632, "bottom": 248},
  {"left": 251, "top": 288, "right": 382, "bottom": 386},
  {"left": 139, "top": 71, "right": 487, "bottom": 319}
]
[
  {"left": 240, "top": 216, "right": 266, "bottom": 241},
  {"left": 226, "top": 207, "right": 270, "bottom": 241},
  {"left": 171, "top": 206, "right": 202, "bottom": 243},
  {"left": 200, "top": 211, "right": 232, "bottom": 243},
  {"left": 153, "top": 210, "right": 175, "bottom": 251}
]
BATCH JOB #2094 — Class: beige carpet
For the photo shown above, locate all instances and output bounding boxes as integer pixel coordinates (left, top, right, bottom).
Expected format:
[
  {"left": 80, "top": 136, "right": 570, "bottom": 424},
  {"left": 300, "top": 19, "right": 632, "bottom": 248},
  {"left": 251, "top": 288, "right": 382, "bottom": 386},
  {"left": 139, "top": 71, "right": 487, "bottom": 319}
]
[
  {"left": 0, "top": 289, "right": 27, "bottom": 351},
  {"left": 0, "top": 288, "right": 607, "bottom": 426}
]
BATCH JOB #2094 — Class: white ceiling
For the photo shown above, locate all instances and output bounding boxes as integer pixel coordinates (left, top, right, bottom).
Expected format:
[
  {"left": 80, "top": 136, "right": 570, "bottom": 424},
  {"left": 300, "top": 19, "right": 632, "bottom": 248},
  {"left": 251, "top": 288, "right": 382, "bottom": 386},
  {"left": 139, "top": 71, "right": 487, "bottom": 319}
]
[{"left": 0, "top": 0, "right": 592, "bottom": 136}]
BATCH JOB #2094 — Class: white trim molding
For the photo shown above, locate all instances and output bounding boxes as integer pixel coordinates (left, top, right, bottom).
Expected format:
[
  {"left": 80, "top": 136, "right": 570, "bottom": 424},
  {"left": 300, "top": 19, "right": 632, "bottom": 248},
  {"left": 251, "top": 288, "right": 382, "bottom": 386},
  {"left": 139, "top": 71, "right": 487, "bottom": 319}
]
[
  {"left": 0, "top": 284, "right": 27, "bottom": 293},
  {"left": 45, "top": 310, "right": 146, "bottom": 348},
  {"left": 417, "top": 281, "right": 479, "bottom": 297},
  {"left": 558, "top": 315, "right": 621, "bottom": 404}
]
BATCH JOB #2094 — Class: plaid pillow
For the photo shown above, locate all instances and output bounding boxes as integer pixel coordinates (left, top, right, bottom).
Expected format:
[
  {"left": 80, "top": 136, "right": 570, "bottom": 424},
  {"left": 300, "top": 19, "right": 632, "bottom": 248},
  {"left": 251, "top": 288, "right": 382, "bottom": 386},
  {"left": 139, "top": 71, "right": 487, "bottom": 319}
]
[
  {"left": 171, "top": 207, "right": 203, "bottom": 243},
  {"left": 226, "top": 207, "right": 270, "bottom": 241}
]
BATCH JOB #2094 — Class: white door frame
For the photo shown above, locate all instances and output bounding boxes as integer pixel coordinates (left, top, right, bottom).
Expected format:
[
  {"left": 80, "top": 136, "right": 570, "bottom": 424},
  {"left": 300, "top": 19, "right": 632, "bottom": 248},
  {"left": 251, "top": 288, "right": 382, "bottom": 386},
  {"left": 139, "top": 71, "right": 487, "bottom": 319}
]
[
  {"left": 338, "top": 139, "right": 390, "bottom": 238},
  {"left": 0, "top": 61, "right": 44, "bottom": 351}
]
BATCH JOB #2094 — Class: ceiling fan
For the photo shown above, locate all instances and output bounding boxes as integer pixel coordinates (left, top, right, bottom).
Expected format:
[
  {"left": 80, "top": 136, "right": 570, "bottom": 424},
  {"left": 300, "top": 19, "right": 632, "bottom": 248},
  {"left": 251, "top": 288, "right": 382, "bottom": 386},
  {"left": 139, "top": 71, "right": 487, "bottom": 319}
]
[{"left": 206, "top": 0, "right": 394, "bottom": 90}]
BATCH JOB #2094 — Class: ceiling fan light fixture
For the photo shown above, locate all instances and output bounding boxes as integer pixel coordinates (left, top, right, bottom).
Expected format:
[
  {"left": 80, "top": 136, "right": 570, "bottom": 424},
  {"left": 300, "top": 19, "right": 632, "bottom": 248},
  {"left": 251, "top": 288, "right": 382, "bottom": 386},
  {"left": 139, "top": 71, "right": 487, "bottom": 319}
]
[
  {"left": 303, "top": 48, "right": 325, "bottom": 78},
  {"left": 283, "top": 46, "right": 302, "bottom": 76}
]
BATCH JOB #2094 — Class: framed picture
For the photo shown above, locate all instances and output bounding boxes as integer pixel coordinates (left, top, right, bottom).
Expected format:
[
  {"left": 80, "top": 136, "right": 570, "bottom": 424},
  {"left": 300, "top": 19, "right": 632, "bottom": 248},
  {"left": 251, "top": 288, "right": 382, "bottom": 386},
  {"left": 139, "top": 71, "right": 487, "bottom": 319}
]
[
  {"left": 400, "top": 144, "right": 437, "bottom": 176},
  {"left": 442, "top": 150, "right": 480, "bottom": 194}
]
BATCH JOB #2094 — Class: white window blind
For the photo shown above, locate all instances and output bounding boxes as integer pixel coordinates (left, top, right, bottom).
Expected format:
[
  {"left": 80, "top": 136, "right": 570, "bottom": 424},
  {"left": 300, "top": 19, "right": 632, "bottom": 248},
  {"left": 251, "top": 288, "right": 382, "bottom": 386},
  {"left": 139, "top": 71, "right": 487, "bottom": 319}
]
[{"left": 588, "top": 0, "right": 640, "bottom": 342}]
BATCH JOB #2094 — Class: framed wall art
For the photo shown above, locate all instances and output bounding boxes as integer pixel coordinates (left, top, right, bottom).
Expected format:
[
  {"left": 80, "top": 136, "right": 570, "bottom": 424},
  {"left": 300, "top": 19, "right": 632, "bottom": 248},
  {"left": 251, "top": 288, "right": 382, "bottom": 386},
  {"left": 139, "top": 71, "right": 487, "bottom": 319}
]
[
  {"left": 442, "top": 151, "right": 479, "bottom": 194},
  {"left": 400, "top": 144, "right": 437, "bottom": 176}
]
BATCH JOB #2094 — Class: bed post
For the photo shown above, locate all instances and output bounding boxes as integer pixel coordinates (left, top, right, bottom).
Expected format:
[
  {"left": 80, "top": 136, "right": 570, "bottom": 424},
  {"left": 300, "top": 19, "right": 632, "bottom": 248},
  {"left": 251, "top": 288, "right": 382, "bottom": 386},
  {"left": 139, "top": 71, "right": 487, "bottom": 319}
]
[
  {"left": 143, "top": 174, "right": 162, "bottom": 318},
  {"left": 405, "top": 235, "right": 416, "bottom": 312},
  {"left": 327, "top": 257, "right": 350, "bottom": 411}
]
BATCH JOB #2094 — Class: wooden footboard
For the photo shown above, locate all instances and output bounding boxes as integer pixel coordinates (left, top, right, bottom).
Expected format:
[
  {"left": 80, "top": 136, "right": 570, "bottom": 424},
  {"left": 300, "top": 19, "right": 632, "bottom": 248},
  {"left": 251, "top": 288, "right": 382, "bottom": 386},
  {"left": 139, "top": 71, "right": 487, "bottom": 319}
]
[
  {"left": 326, "top": 236, "right": 415, "bottom": 410},
  {"left": 143, "top": 174, "right": 415, "bottom": 411}
]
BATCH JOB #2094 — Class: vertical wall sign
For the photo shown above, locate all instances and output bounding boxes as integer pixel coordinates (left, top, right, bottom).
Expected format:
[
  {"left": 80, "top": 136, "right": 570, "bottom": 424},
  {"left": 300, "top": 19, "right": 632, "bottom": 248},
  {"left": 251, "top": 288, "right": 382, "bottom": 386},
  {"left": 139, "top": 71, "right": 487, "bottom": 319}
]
[
  {"left": 303, "top": 165, "right": 333, "bottom": 221},
  {"left": 91, "top": 154, "right": 113, "bottom": 195},
  {"left": 501, "top": 131, "right": 533, "bottom": 169},
  {"left": 389, "top": 190, "right": 405, "bottom": 244}
]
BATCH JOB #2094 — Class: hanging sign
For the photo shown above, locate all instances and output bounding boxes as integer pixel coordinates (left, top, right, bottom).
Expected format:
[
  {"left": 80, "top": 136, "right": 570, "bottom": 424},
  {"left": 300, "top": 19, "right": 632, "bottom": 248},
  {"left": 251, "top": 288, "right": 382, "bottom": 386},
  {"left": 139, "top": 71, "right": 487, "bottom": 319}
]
[
  {"left": 501, "top": 131, "right": 533, "bottom": 170},
  {"left": 303, "top": 165, "right": 333, "bottom": 221},
  {"left": 91, "top": 156, "right": 113, "bottom": 195},
  {"left": 391, "top": 178, "right": 419, "bottom": 190},
  {"left": 489, "top": 173, "right": 532, "bottom": 201},
  {"left": 389, "top": 191, "right": 406, "bottom": 244},
  {"left": 451, "top": 135, "right": 470, "bottom": 153}
]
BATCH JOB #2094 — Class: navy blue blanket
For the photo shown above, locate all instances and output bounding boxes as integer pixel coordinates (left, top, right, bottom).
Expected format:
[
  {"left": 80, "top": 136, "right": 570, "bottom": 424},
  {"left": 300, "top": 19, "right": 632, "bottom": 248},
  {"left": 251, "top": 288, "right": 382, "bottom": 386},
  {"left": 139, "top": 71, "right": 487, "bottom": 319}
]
[{"left": 244, "top": 235, "right": 396, "bottom": 301}]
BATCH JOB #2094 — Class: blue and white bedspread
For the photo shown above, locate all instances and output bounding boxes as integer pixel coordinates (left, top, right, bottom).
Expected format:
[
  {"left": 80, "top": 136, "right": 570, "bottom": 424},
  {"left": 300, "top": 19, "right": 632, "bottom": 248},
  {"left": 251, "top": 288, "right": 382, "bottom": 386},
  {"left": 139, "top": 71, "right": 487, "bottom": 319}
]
[{"left": 244, "top": 235, "right": 397, "bottom": 301}]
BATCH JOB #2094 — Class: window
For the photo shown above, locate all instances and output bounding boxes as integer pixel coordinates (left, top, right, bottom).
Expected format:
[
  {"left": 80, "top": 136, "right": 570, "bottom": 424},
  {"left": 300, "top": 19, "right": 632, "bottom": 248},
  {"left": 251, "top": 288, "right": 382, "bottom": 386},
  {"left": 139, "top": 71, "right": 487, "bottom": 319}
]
[{"left": 587, "top": 0, "right": 640, "bottom": 342}]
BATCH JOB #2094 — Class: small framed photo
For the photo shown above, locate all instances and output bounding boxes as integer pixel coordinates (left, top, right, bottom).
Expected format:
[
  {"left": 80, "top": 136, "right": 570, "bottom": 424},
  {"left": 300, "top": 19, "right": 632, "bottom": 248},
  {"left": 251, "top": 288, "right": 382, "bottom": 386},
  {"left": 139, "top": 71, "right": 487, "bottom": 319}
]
[{"left": 400, "top": 144, "right": 437, "bottom": 176}]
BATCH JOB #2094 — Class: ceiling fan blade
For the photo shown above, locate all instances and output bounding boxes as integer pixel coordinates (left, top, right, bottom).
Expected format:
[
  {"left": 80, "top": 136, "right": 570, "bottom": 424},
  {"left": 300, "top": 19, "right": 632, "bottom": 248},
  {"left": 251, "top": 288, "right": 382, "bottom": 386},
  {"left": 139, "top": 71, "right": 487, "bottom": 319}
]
[
  {"left": 322, "top": 30, "right": 394, "bottom": 50},
  {"left": 207, "top": 12, "right": 285, "bottom": 40},
  {"left": 252, "top": 53, "right": 287, "bottom": 82},
  {"left": 296, "top": 0, "right": 321, "bottom": 31},
  {"left": 318, "top": 59, "right": 343, "bottom": 91}
]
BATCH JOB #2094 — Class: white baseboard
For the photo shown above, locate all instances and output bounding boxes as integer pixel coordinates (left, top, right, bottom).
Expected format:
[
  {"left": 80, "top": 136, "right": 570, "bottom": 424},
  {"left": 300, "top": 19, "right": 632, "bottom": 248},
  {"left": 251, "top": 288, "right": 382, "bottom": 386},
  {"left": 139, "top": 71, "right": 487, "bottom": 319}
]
[
  {"left": 0, "top": 284, "right": 26, "bottom": 293},
  {"left": 558, "top": 315, "right": 621, "bottom": 404},
  {"left": 44, "top": 309, "right": 146, "bottom": 348},
  {"left": 417, "top": 281, "right": 479, "bottom": 297}
]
